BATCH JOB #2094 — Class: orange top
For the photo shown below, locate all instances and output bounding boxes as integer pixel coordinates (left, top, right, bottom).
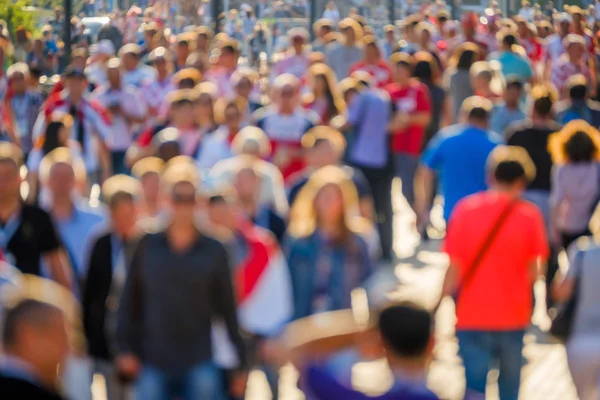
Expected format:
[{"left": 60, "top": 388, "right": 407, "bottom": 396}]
[{"left": 444, "top": 191, "right": 549, "bottom": 330}]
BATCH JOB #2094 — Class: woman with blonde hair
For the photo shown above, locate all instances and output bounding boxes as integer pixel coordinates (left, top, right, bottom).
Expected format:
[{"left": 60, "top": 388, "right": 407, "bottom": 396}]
[
  {"left": 303, "top": 63, "right": 345, "bottom": 124},
  {"left": 549, "top": 120, "right": 600, "bottom": 250},
  {"left": 287, "top": 165, "right": 373, "bottom": 320}
]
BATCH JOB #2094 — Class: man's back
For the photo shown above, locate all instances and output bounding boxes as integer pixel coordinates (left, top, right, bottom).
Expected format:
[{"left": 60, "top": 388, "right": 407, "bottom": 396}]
[
  {"left": 0, "top": 373, "right": 65, "bottom": 400},
  {"left": 422, "top": 125, "right": 502, "bottom": 219},
  {"left": 445, "top": 192, "right": 548, "bottom": 331}
]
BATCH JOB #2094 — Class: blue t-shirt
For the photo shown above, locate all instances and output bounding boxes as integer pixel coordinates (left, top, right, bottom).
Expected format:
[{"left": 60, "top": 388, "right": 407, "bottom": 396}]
[
  {"left": 489, "top": 51, "right": 533, "bottom": 82},
  {"left": 421, "top": 124, "right": 503, "bottom": 220}
]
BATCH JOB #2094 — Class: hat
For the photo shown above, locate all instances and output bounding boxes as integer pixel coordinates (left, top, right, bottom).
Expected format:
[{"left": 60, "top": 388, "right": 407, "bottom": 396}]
[
  {"left": 339, "top": 18, "right": 363, "bottom": 40},
  {"left": 166, "top": 89, "right": 196, "bottom": 106},
  {"left": 149, "top": 46, "right": 170, "bottom": 62},
  {"left": 96, "top": 39, "right": 115, "bottom": 56},
  {"left": 132, "top": 157, "right": 165, "bottom": 179},
  {"left": 176, "top": 31, "right": 196, "bottom": 45},
  {"left": 0, "top": 142, "right": 23, "bottom": 168},
  {"left": 556, "top": 12, "right": 572, "bottom": 23},
  {"left": 563, "top": 33, "right": 586, "bottom": 47},
  {"left": 384, "top": 24, "right": 396, "bottom": 33},
  {"left": 196, "top": 26, "right": 214, "bottom": 38},
  {"left": 161, "top": 157, "right": 200, "bottom": 190},
  {"left": 102, "top": 174, "right": 141, "bottom": 203},
  {"left": 566, "top": 73, "right": 588, "bottom": 89},
  {"left": 39, "top": 147, "right": 86, "bottom": 183},
  {"left": 119, "top": 43, "right": 141, "bottom": 57},
  {"left": 63, "top": 66, "right": 86, "bottom": 79},
  {"left": 173, "top": 68, "right": 203, "bottom": 87},
  {"left": 565, "top": 5, "right": 586, "bottom": 15}
]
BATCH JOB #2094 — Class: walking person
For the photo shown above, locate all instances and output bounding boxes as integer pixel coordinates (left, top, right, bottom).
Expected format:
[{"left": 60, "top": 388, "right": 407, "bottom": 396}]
[
  {"left": 115, "top": 160, "right": 246, "bottom": 399},
  {"left": 440, "top": 146, "right": 549, "bottom": 400}
]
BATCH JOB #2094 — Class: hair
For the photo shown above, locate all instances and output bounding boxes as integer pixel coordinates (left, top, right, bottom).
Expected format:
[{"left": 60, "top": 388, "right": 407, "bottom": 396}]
[
  {"left": 214, "top": 97, "right": 245, "bottom": 125},
  {"left": 549, "top": 120, "right": 600, "bottom": 164},
  {"left": 531, "top": 85, "right": 556, "bottom": 117},
  {"left": 487, "top": 146, "right": 536, "bottom": 184},
  {"left": 412, "top": 52, "right": 439, "bottom": 83},
  {"left": 452, "top": 43, "right": 480, "bottom": 70},
  {"left": 378, "top": 303, "right": 432, "bottom": 358},
  {"left": 306, "top": 64, "right": 345, "bottom": 121},
  {"left": 2, "top": 299, "right": 62, "bottom": 350},
  {"left": 108, "top": 191, "right": 135, "bottom": 209},
  {"left": 301, "top": 126, "right": 346, "bottom": 158},
  {"left": 288, "top": 165, "right": 369, "bottom": 245},
  {"left": 42, "top": 121, "right": 67, "bottom": 156},
  {"left": 569, "top": 84, "right": 587, "bottom": 100}
]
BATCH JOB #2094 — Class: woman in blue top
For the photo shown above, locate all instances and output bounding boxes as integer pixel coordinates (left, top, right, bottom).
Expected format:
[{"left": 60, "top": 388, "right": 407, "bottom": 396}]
[{"left": 286, "top": 165, "right": 373, "bottom": 321}]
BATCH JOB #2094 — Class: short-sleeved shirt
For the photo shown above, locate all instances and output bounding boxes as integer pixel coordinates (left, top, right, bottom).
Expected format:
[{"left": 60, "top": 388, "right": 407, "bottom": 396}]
[
  {"left": 445, "top": 192, "right": 549, "bottom": 330},
  {"left": 4, "top": 205, "right": 62, "bottom": 276},
  {"left": 349, "top": 60, "right": 393, "bottom": 88},
  {"left": 421, "top": 124, "right": 502, "bottom": 220},
  {"left": 488, "top": 51, "right": 533, "bottom": 81},
  {"left": 386, "top": 81, "right": 432, "bottom": 156}
]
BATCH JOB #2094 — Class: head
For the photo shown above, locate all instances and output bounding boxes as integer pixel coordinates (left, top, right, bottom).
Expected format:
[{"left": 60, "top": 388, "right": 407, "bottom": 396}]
[
  {"left": 289, "top": 28, "right": 307, "bottom": 55},
  {"left": 470, "top": 61, "right": 495, "bottom": 92},
  {"left": 234, "top": 166, "right": 260, "bottom": 203},
  {"left": 43, "top": 119, "right": 71, "bottom": 156},
  {"left": 461, "top": 96, "right": 493, "bottom": 128},
  {"left": 63, "top": 69, "right": 87, "bottom": 102},
  {"left": 391, "top": 52, "right": 413, "bottom": 85},
  {"left": 120, "top": 45, "right": 141, "bottom": 71},
  {"left": 363, "top": 37, "right": 381, "bottom": 63},
  {"left": 109, "top": 191, "right": 138, "bottom": 237},
  {"left": 2, "top": 300, "right": 69, "bottom": 387},
  {"left": 7, "top": 63, "right": 29, "bottom": 95},
  {"left": 106, "top": 58, "right": 122, "bottom": 89},
  {"left": 220, "top": 42, "right": 239, "bottom": 70},
  {"left": 549, "top": 120, "right": 600, "bottom": 164},
  {"left": 453, "top": 43, "right": 479, "bottom": 71},
  {"left": 486, "top": 146, "right": 535, "bottom": 193},
  {"left": 531, "top": 85, "right": 556, "bottom": 119},
  {"left": 150, "top": 47, "right": 171, "bottom": 77},
  {"left": 500, "top": 31, "right": 519, "bottom": 51},
  {"left": 415, "top": 23, "right": 433, "bottom": 47},
  {"left": 70, "top": 49, "right": 88, "bottom": 70},
  {"left": 168, "top": 92, "right": 196, "bottom": 128},
  {"left": 47, "top": 161, "right": 77, "bottom": 201},
  {"left": 377, "top": 303, "right": 433, "bottom": 367},
  {"left": 558, "top": 16, "right": 572, "bottom": 36},
  {"left": 195, "top": 87, "right": 216, "bottom": 125},
  {"left": 273, "top": 74, "right": 300, "bottom": 114},
  {"left": 565, "top": 37, "right": 585, "bottom": 61},
  {"left": 340, "top": 18, "right": 362, "bottom": 45},
  {"left": 302, "top": 127, "right": 345, "bottom": 169},
  {"left": 216, "top": 99, "right": 243, "bottom": 131},
  {"left": 504, "top": 79, "right": 524, "bottom": 107},
  {"left": 412, "top": 52, "right": 438, "bottom": 83},
  {"left": 132, "top": 157, "right": 164, "bottom": 205},
  {"left": 176, "top": 40, "right": 191, "bottom": 62}
]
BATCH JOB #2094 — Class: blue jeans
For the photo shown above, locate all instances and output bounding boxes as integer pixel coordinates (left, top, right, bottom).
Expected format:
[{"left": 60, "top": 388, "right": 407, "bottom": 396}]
[
  {"left": 456, "top": 330, "right": 525, "bottom": 400},
  {"left": 136, "top": 362, "right": 224, "bottom": 400}
]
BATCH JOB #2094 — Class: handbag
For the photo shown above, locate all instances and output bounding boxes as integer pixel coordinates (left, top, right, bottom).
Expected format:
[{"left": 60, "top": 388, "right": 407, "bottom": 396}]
[
  {"left": 550, "top": 251, "right": 584, "bottom": 343},
  {"left": 453, "top": 197, "right": 520, "bottom": 304}
]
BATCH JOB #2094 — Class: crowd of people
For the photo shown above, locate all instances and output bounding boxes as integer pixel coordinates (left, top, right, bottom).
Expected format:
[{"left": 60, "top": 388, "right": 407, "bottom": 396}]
[{"left": 1, "top": 0, "right": 600, "bottom": 399}]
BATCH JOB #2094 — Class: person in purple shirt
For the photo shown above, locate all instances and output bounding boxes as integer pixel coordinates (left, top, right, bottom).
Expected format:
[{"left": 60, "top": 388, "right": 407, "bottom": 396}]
[
  {"left": 280, "top": 304, "right": 439, "bottom": 400},
  {"left": 343, "top": 73, "right": 394, "bottom": 261}
]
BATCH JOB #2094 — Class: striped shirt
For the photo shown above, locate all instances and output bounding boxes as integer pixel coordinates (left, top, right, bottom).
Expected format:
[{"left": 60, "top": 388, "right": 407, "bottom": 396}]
[{"left": 550, "top": 55, "right": 591, "bottom": 96}]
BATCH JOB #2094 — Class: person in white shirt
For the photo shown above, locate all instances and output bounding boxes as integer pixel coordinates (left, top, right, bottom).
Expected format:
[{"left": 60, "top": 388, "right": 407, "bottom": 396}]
[
  {"left": 92, "top": 58, "right": 146, "bottom": 175},
  {"left": 518, "top": 0, "right": 535, "bottom": 22},
  {"left": 119, "top": 44, "right": 157, "bottom": 88},
  {"left": 270, "top": 28, "right": 310, "bottom": 81},
  {"left": 322, "top": 1, "right": 340, "bottom": 24},
  {"left": 85, "top": 40, "right": 115, "bottom": 89},
  {"left": 140, "top": 47, "right": 176, "bottom": 129}
]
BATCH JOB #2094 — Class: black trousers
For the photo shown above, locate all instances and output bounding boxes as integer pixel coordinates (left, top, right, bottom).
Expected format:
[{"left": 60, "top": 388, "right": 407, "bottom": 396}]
[{"left": 357, "top": 164, "right": 394, "bottom": 261}]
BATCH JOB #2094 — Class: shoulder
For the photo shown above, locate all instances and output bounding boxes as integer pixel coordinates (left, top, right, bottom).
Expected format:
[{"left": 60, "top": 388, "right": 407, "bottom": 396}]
[{"left": 0, "top": 375, "right": 65, "bottom": 400}]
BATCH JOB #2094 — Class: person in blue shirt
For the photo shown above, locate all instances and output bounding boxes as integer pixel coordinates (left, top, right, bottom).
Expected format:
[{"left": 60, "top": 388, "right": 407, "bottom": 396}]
[
  {"left": 489, "top": 78, "right": 526, "bottom": 137},
  {"left": 487, "top": 31, "right": 533, "bottom": 83},
  {"left": 414, "top": 96, "right": 503, "bottom": 231}
]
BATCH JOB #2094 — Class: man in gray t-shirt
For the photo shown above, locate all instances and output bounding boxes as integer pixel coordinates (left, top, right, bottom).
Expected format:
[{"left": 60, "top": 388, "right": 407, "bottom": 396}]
[{"left": 325, "top": 18, "right": 363, "bottom": 80}]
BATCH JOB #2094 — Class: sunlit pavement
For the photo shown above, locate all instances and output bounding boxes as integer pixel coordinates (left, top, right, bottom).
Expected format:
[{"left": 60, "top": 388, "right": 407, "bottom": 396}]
[{"left": 93, "top": 182, "right": 578, "bottom": 399}]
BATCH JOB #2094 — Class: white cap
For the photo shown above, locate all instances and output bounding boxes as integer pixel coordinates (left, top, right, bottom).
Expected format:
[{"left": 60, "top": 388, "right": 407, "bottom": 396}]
[
  {"left": 557, "top": 12, "right": 572, "bottom": 23},
  {"left": 96, "top": 39, "right": 115, "bottom": 56}
]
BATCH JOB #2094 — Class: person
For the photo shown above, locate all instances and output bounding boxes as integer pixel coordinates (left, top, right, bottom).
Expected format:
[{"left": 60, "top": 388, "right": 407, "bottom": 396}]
[
  {"left": 119, "top": 44, "right": 157, "bottom": 88},
  {"left": 33, "top": 66, "right": 111, "bottom": 187},
  {"left": 97, "top": 19, "right": 124, "bottom": 53},
  {"left": 386, "top": 53, "right": 432, "bottom": 213},
  {"left": 85, "top": 40, "right": 116, "bottom": 90},
  {"left": 470, "top": 61, "right": 501, "bottom": 100},
  {"left": 0, "top": 299, "right": 69, "bottom": 400},
  {"left": 174, "top": 33, "right": 194, "bottom": 72},
  {"left": 207, "top": 187, "right": 293, "bottom": 399},
  {"left": 5, "top": 63, "right": 43, "bottom": 158},
  {"left": 270, "top": 28, "right": 309, "bottom": 80},
  {"left": 488, "top": 31, "right": 533, "bottom": 83},
  {"left": 549, "top": 120, "right": 600, "bottom": 252},
  {"left": 342, "top": 73, "right": 392, "bottom": 260},
  {"left": 283, "top": 304, "right": 439, "bottom": 400},
  {"left": 322, "top": 1, "right": 340, "bottom": 23},
  {"left": 507, "top": 85, "right": 560, "bottom": 308},
  {"left": 551, "top": 34, "right": 592, "bottom": 98},
  {"left": 415, "top": 97, "right": 502, "bottom": 229},
  {"left": 553, "top": 213, "right": 600, "bottom": 400},
  {"left": 131, "top": 157, "right": 164, "bottom": 219},
  {"left": 440, "top": 146, "right": 548, "bottom": 400},
  {"left": 311, "top": 19, "right": 334, "bottom": 54},
  {"left": 515, "top": 18, "right": 543, "bottom": 67},
  {"left": 197, "top": 97, "right": 245, "bottom": 172},
  {"left": 92, "top": 58, "right": 146, "bottom": 175},
  {"left": 83, "top": 175, "right": 141, "bottom": 400},
  {"left": 140, "top": 47, "right": 176, "bottom": 129},
  {"left": 0, "top": 143, "right": 71, "bottom": 288},
  {"left": 287, "top": 166, "right": 373, "bottom": 320},
  {"left": 325, "top": 18, "right": 363, "bottom": 80},
  {"left": 254, "top": 74, "right": 319, "bottom": 180},
  {"left": 115, "top": 159, "right": 247, "bottom": 399},
  {"left": 555, "top": 75, "right": 600, "bottom": 126},
  {"left": 206, "top": 40, "right": 241, "bottom": 98},
  {"left": 518, "top": 0, "right": 535, "bottom": 21},
  {"left": 13, "top": 27, "right": 32, "bottom": 64},
  {"left": 444, "top": 43, "right": 478, "bottom": 122},
  {"left": 489, "top": 78, "right": 526, "bottom": 137},
  {"left": 26, "top": 39, "right": 53, "bottom": 78},
  {"left": 381, "top": 25, "right": 396, "bottom": 60},
  {"left": 303, "top": 63, "right": 344, "bottom": 124},
  {"left": 234, "top": 164, "right": 287, "bottom": 243},
  {"left": 42, "top": 148, "right": 105, "bottom": 285},
  {"left": 349, "top": 35, "right": 393, "bottom": 88}
]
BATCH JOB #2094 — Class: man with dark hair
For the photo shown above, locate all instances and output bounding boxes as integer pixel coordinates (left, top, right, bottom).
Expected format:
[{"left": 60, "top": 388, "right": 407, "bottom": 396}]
[
  {"left": 439, "top": 146, "right": 548, "bottom": 400},
  {"left": 555, "top": 74, "right": 600, "bottom": 126},
  {"left": 415, "top": 96, "right": 503, "bottom": 231},
  {"left": 280, "top": 303, "right": 438, "bottom": 399},
  {"left": 0, "top": 299, "right": 69, "bottom": 399},
  {"left": 0, "top": 143, "right": 71, "bottom": 288},
  {"left": 489, "top": 78, "right": 526, "bottom": 137}
]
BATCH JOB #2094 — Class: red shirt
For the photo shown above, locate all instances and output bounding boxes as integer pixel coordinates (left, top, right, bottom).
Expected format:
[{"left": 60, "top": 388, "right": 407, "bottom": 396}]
[
  {"left": 385, "top": 81, "right": 432, "bottom": 156},
  {"left": 444, "top": 192, "right": 549, "bottom": 330},
  {"left": 349, "top": 60, "right": 393, "bottom": 88}
]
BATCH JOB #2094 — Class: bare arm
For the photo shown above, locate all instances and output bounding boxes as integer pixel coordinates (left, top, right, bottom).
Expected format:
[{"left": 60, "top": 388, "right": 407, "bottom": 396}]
[
  {"left": 44, "top": 249, "right": 73, "bottom": 290},
  {"left": 414, "top": 165, "right": 436, "bottom": 231}
]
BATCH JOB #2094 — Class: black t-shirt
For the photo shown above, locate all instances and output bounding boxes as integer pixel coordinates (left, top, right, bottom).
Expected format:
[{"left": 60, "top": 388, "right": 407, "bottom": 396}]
[
  {"left": 507, "top": 120, "right": 560, "bottom": 192},
  {"left": 4, "top": 205, "right": 62, "bottom": 276}
]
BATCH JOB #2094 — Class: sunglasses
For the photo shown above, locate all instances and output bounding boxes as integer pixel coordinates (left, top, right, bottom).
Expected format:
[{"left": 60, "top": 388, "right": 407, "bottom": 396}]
[{"left": 171, "top": 192, "right": 196, "bottom": 204}]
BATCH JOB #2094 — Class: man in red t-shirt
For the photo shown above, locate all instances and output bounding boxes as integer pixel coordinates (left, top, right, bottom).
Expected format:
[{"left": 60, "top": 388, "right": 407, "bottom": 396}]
[
  {"left": 385, "top": 52, "right": 432, "bottom": 211},
  {"left": 440, "top": 146, "right": 549, "bottom": 400},
  {"left": 349, "top": 36, "right": 393, "bottom": 88}
]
